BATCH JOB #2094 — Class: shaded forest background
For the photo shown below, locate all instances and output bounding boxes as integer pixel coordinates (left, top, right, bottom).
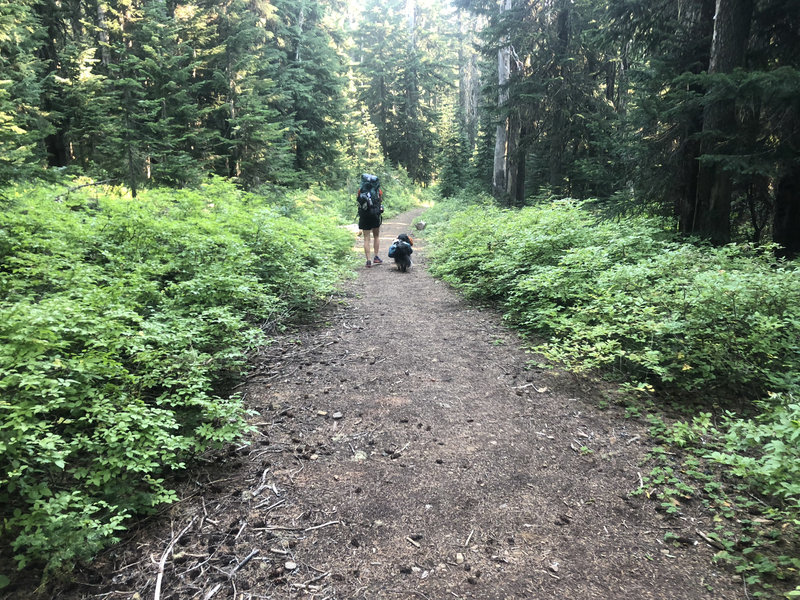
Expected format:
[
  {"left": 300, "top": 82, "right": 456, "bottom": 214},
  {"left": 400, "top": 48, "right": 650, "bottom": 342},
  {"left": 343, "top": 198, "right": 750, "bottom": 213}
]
[{"left": 2, "top": 0, "right": 799, "bottom": 249}]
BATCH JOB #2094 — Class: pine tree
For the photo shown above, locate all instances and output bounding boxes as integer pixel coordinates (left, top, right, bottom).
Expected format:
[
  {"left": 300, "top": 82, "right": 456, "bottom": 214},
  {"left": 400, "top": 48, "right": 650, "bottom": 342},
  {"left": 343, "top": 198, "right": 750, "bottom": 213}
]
[
  {"left": 0, "top": 0, "right": 48, "bottom": 184},
  {"left": 436, "top": 100, "right": 470, "bottom": 197}
]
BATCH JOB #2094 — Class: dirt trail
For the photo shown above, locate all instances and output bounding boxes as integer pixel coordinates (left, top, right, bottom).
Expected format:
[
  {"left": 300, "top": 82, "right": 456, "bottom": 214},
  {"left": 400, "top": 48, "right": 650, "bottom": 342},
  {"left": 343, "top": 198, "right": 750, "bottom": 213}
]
[{"left": 48, "top": 208, "right": 744, "bottom": 600}]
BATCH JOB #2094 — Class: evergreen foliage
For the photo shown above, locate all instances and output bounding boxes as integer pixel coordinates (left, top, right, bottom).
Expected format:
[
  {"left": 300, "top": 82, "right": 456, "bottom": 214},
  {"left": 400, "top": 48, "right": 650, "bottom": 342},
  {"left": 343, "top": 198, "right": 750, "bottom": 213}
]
[
  {"left": 454, "top": 0, "right": 800, "bottom": 248},
  {"left": 351, "top": 0, "right": 460, "bottom": 184},
  {"left": 0, "top": 0, "right": 48, "bottom": 185}
]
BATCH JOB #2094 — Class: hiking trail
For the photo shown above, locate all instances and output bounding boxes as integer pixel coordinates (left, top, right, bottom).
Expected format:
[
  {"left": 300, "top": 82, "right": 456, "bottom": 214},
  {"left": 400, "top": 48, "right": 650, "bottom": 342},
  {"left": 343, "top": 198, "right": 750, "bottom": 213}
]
[{"left": 49, "top": 208, "right": 744, "bottom": 600}]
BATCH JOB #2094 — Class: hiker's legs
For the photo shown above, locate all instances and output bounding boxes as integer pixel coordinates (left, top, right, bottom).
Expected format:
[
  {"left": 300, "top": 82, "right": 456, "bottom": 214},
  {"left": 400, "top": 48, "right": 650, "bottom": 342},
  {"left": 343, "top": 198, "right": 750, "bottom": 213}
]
[
  {"left": 362, "top": 229, "right": 372, "bottom": 260},
  {"left": 372, "top": 227, "right": 380, "bottom": 257}
]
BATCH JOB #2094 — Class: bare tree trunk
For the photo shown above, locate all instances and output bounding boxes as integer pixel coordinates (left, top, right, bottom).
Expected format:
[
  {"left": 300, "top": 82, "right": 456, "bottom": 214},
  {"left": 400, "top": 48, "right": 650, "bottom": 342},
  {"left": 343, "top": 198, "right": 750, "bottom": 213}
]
[
  {"left": 296, "top": 3, "right": 305, "bottom": 61},
  {"left": 548, "top": 5, "right": 569, "bottom": 194},
  {"left": 692, "top": 0, "right": 753, "bottom": 243},
  {"left": 96, "top": 1, "right": 111, "bottom": 67},
  {"left": 458, "top": 11, "right": 481, "bottom": 150},
  {"left": 492, "top": 0, "right": 512, "bottom": 199},
  {"left": 507, "top": 109, "right": 522, "bottom": 204}
]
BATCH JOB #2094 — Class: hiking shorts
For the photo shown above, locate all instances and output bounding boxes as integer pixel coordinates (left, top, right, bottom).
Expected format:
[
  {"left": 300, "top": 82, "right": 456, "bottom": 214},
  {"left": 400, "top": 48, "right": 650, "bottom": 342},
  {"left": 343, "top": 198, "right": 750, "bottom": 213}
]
[{"left": 358, "top": 211, "right": 382, "bottom": 231}]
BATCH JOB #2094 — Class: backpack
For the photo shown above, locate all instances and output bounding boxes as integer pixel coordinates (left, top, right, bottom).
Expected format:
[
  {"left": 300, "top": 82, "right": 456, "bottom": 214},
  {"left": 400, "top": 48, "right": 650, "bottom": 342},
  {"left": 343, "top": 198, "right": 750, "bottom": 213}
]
[
  {"left": 357, "top": 173, "right": 383, "bottom": 216},
  {"left": 388, "top": 234, "right": 413, "bottom": 258},
  {"left": 388, "top": 240, "right": 412, "bottom": 258}
]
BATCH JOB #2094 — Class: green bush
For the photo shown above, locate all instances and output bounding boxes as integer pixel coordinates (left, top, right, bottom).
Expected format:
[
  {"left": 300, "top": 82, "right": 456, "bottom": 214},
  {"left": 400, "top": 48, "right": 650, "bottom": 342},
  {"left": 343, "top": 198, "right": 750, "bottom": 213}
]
[
  {"left": 709, "top": 394, "right": 800, "bottom": 507},
  {"left": 428, "top": 199, "right": 800, "bottom": 398},
  {"left": 0, "top": 176, "right": 354, "bottom": 576}
]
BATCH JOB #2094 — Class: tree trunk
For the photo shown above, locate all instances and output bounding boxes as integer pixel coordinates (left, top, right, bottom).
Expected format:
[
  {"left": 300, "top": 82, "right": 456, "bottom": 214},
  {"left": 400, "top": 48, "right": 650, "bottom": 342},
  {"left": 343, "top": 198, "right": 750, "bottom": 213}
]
[
  {"left": 548, "top": 5, "right": 569, "bottom": 194},
  {"left": 774, "top": 164, "right": 800, "bottom": 257},
  {"left": 506, "top": 109, "right": 523, "bottom": 205},
  {"left": 97, "top": 1, "right": 111, "bottom": 67},
  {"left": 295, "top": 4, "right": 305, "bottom": 62},
  {"left": 675, "top": 0, "right": 714, "bottom": 234},
  {"left": 492, "top": 0, "right": 512, "bottom": 199},
  {"left": 457, "top": 11, "right": 480, "bottom": 150},
  {"left": 692, "top": 0, "right": 753, "bottom": 243}
]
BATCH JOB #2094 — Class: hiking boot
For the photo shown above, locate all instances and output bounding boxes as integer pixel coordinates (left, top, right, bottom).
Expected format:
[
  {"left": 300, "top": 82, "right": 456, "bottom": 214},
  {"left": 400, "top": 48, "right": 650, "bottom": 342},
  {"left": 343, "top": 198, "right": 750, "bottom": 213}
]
[
  {"left": 365, "top": 260, "right": 372, "bottom": 268},
  {"left": 372, "top": 256, "right": 383, "bottom": 265}
]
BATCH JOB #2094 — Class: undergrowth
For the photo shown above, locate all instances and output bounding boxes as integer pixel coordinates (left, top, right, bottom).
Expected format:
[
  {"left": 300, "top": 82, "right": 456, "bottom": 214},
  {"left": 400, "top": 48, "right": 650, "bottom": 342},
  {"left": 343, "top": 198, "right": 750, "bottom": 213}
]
[
  {"left": 425, "top": 194, "right": 800, "bottom": 598},
  {"left": 0, "top": 176, "right": 355, "bottom": 582}
]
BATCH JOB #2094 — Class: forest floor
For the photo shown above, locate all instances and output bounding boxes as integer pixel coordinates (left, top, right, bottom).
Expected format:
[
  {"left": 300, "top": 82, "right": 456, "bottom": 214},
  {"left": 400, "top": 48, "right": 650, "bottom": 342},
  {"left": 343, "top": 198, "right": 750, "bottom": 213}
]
[{"left": 39, "top": 208, "right": 748, "bottom": 600}]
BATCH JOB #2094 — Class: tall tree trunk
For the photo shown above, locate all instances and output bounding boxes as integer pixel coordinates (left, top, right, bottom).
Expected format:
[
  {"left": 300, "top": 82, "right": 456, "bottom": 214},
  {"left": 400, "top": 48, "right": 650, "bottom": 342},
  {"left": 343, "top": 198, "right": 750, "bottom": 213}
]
[
  {"left": 405, "top": 0, "right": 420, "bottom": 179},
  {"left": 458, "top": 11, "right": 480, "bottom": 150},
  {"left": 548, "top": 5, "right": 569, "bottom": 193},
  {"left": 507, "top": 109, "right": 523, "bottom": 204},
  {"left": 692, "top": 0, "right": 753, "bottom": 243},
  {"left": 97, "top": 0, "right": 111, "bottom": 67},
  {"left": 295, "top": 5, "right": 305, "bottom": 62},
  {"left": 675, "top": 0, "right": 714, "bottom": 234},
  {"left": 774, "top": 163, "right": 800, "bottom": 257},
  {"left": 492, "top": 0, "right": 512, "bottom": 199}
]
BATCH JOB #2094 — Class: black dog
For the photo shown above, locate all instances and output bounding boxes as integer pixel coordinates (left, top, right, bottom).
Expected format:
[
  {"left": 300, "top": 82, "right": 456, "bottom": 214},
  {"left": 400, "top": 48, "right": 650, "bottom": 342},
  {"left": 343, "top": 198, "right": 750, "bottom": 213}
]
[{"left": 388, "top": 233, "right": 413, "bottom": 272}]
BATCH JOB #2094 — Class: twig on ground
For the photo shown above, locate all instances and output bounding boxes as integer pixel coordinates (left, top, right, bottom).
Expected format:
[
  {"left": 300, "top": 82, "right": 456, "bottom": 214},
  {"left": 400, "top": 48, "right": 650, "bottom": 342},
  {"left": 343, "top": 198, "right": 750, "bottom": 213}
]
[
  {"left": 254, "top": 498, "right": 286, "bottom": 511},
  {"left": 202, "top": 583, "right": 223, "bottom": 600},
  {"left": 303, "top": 571, "right": 331, "bottom": 586},
  {"left": 230, "top": 549, "right": 260, "bottom": 576},
  {"left": 304, "top": 520, "right": 340, "bottom": 532},
  {"left": 153, "top": 516, "right": 196, "bottom": 600},
  {"left": 464, "top": 529, "right": 474, "bottom": 547},
  {"left": 696, "top": 529, "right": 725, "bottom": 550},
  {"left": 233, "top": 521, "right": 247, "bottom": 541},
  {"left": 251, "top": 467, "right": 271, "bottom": 496}
]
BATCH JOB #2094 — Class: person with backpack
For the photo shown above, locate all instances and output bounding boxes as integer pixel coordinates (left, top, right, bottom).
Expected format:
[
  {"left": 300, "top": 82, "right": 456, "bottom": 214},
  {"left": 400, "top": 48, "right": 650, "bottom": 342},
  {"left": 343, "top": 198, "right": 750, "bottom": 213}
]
[{"left": 356, "top": 173, "right": 384, "bottom": 268}]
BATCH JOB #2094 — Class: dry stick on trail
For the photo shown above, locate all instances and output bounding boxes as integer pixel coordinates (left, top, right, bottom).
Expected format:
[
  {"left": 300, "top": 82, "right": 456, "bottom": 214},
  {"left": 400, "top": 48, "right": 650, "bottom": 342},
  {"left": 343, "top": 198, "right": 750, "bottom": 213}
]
[{"left": 153, "top": 516, "right": 196, "bottom": 600}]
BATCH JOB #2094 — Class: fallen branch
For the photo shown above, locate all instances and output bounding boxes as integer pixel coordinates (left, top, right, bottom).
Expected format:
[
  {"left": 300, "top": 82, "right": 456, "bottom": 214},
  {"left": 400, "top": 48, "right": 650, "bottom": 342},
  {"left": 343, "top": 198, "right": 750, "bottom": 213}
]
[
  {"left": 229, "top": 549, "right": 260, "bottom": 576},
  {"left": 304, "top": 520, "right": 340, "bottom": 532},
  {"left": 304, "top": 571, "right": 331, "bottom": 586},
  {"left": 254, "top": 498, "right": 286, "bottom": 511},
  {"left": 202, "top": 583, "right": 223, "bottom": 600},
  {"left": 251, "top": 467, "right": 272, "bottom": 497},
  {"left": 153, "top": 517, "right": 197, "bottom": 600},
  {"left": 55, "top": 179, "right": 118, "bottom": 202},
  {"left": 696, "top": 529, "right": 726, "bottom": 551},
  {"left": 464, "top": 529, "right": 474, "bottom": 548}
]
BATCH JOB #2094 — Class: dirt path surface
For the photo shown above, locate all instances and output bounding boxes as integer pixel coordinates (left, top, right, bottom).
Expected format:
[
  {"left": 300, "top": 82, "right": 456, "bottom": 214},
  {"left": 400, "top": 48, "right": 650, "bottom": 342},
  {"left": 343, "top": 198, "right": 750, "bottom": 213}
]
[{"left": 45, "top": 208, "right": 745, "bottom": 600}]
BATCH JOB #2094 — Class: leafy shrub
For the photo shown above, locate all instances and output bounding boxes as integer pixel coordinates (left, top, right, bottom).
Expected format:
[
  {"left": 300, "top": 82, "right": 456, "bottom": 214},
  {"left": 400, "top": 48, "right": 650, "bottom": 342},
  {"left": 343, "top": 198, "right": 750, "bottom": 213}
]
[
  {"left": 428, "top": 199, "right": 800, "bottom": 398},
  {"left": 0, "top": 176, "right": 354, "bottom": 576},
  {"left": 709, "top": 394, "right": 800, "bottom": 507}
]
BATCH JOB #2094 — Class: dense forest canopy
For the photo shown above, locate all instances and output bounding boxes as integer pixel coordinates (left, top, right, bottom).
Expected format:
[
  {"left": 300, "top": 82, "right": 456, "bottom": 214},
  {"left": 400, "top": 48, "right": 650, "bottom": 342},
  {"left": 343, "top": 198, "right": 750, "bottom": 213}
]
[{"left": 1, "top": 0, "right": 798, "bottom": 240}]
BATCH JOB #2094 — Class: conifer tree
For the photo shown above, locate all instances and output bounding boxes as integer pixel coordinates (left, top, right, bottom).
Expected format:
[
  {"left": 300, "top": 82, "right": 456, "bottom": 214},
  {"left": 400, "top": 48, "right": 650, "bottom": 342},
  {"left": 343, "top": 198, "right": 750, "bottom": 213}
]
[{"left": 0, "top": 0, "right": 48, "bottom": 184}]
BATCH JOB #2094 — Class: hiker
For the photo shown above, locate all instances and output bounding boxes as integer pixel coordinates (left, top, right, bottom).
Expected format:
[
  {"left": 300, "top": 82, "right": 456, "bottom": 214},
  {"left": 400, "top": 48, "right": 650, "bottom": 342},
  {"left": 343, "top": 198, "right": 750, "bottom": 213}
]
[{"left": 357, "top": 173, "right": 384, "bottom": 268}]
